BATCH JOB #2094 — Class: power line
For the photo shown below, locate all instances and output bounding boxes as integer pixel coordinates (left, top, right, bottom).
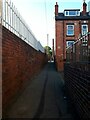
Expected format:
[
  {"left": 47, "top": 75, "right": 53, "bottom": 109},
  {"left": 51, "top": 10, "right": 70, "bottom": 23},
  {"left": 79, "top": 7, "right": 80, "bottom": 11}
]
[
  {"left": 44, "top": 0, "right": 49, "bottom": 47},
  {"left": 44, "top": 0, "right": 48, "bottom": 32}
]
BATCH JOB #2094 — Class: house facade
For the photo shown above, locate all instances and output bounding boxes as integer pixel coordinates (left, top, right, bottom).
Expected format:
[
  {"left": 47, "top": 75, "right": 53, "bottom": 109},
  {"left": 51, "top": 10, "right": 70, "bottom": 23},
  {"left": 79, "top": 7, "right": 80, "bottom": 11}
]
[{"left": 55, "top": 1, "right": 90, "bottom": 71}]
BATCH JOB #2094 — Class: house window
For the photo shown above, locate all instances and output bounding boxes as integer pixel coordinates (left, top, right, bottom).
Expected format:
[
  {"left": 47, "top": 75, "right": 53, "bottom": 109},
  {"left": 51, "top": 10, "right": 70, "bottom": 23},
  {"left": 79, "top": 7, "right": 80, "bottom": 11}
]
[
  {"left": 64, "top": 10, "right": 80, "bottom": 16},
  {"left": 66, "top": 41, "right": 74, "bottom": 48},
  {"left": 67, "top": 25, "right": 74, "bottom": 36},
  {"left": 82, "top": 25, "right": 88, "bottom": 35},
  {"left": 69, "top": 11, "right": 76, "bottom": 16},
  {"left": 66, "top": 11, "right": 68, "bottom": 16}
]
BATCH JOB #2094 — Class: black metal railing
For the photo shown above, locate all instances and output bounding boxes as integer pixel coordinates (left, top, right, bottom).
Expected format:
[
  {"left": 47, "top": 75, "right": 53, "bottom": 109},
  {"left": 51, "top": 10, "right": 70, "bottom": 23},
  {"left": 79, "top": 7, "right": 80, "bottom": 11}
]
[
  {"left": 66, "top": 32, "right": 90, "bottom": 71},
  {"left": 65, "top": 32, "right": 90, "bottom": 119}
]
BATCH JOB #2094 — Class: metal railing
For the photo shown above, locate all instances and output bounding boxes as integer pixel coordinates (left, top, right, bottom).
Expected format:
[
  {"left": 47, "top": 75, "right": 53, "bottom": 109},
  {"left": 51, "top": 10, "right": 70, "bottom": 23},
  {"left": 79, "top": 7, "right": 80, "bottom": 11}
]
[
  {"left": 0, "top": 0, "right": 44, "bottom": 53},
  {"left": 66, "top": 32, "right": 90, "bottom": 63}
]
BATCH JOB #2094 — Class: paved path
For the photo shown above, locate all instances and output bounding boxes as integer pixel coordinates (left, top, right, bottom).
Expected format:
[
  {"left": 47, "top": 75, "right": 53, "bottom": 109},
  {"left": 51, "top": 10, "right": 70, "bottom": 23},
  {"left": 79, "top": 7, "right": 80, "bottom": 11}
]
[{"left": 5, "top": 62, "right": 74, "bottom": 119}]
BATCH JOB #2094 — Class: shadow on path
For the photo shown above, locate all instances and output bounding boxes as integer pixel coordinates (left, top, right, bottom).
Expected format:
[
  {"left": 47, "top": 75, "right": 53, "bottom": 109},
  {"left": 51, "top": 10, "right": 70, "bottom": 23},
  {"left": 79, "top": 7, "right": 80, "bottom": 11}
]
[{"left": 4, "top": 62, "right": 78, "bottom": 119}]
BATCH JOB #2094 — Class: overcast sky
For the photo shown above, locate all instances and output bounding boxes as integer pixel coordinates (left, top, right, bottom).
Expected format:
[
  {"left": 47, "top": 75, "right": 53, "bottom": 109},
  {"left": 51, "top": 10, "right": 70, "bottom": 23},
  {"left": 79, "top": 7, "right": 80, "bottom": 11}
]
[{"left": 11, "top": 0, "right": 90, "bottom": 48}]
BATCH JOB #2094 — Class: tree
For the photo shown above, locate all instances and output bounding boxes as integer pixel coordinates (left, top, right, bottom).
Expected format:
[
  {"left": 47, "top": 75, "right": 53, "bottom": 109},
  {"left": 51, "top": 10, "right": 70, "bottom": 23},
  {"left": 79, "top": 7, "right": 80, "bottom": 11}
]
[{"left": 44, "top": 46, "right": 52, "bottom": 56}]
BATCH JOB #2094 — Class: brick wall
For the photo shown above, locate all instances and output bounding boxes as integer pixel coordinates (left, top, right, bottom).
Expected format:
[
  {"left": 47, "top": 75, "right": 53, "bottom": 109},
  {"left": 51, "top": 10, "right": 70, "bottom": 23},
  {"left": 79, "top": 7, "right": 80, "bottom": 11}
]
[
  {"left": 55, "top": 20, "right": 89, "bottom": 71},
  {"left": 2, "top": 26, "right": 47, "bottom": 115},
  {"left": 0, "top": 24, "right": 2, "bottom": 119},
  {"left": 64, "top": 63, "right": 90, "bottom": 119},
  {"left": 55, "top": 21, "right": 64, "bottom": 71}
]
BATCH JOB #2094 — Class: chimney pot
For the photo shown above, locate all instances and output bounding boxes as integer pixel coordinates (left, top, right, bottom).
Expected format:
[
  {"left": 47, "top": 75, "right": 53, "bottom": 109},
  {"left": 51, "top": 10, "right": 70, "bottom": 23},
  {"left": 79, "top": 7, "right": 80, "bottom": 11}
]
[
  {"left": 55, "top": 2, "right": 58, "bottom": 16},
  {"left": 83, "top": 1, "right": 87, "bottom": 15}
]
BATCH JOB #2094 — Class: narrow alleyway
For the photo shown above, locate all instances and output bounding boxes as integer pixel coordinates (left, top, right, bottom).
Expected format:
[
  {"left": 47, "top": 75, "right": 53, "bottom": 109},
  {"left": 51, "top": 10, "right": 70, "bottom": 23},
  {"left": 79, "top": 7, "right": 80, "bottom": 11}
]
[{"left": 5, "top": 62, "right": 76, "bottom": 119}]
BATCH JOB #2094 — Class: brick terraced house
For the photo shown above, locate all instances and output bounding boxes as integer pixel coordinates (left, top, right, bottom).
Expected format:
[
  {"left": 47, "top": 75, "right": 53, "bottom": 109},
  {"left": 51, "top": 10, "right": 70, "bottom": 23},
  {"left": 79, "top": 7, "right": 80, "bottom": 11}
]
[{"left": 55, "top": 1, "right": 90, "bottom": 71}]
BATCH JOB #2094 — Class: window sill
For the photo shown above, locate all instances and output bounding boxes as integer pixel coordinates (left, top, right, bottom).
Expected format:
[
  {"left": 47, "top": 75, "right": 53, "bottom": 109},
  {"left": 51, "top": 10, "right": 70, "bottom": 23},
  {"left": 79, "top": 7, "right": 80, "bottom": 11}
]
[{"left": 66, "top": 35, "right": 75, "bottom": 37}]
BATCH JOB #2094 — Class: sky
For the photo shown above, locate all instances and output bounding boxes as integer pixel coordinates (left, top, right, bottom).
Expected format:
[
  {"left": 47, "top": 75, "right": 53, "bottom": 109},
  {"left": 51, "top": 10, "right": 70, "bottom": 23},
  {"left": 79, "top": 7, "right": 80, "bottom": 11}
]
[{"left": 11, "top": 0, "right": 90, "bottom": 48}]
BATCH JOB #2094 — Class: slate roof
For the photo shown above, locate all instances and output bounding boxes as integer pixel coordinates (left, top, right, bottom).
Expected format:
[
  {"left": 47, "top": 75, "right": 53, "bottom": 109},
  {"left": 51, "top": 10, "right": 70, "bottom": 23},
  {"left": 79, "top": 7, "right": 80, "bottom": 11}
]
[{"left": 55, "top": 11, "right": 90, "bottom": 21}]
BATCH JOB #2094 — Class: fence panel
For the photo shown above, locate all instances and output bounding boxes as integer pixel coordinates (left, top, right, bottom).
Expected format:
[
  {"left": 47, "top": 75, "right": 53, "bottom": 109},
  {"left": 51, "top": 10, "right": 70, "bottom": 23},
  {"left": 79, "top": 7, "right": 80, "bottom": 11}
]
[{"left": 1, "top": 0, "right": 44, "bottom": 53}]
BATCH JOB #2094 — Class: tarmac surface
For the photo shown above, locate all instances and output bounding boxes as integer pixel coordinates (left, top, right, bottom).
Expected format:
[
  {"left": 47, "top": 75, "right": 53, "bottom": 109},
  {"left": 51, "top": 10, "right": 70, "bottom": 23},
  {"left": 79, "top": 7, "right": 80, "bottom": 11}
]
[{"left": 5, "top": 62, "right": 76, "bottom": 119}]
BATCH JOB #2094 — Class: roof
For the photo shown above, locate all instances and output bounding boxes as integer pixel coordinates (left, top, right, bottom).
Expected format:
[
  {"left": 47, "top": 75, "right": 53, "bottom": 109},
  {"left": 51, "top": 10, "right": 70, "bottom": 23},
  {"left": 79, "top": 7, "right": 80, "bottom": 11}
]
[
  {"left": 64, "top": 9, "right": 80, "bottom": 11},
  {"left": 55, "top": 12, "right": 90, "bottom": 21}
]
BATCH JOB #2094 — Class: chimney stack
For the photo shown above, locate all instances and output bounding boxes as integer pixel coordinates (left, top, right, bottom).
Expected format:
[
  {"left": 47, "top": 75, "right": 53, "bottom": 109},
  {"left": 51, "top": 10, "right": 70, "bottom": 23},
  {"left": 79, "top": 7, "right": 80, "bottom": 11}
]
[
  {"left": 83, "top": 0, "right": 87, "bottom": 15},
  {"left": 55, "top": 2, "right": 58, "bottom": 16}
]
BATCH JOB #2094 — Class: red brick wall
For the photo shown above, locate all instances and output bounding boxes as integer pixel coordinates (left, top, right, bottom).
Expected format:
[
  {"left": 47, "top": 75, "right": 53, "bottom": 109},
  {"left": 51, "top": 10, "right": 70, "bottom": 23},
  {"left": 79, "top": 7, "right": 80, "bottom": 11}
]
[
  {"left": 88, "top": 20, "right": 90, "bottom": 32},
  {"left": 55, "top": 21, "right": 64, "bottom": 71},
  {"left": 0, "top": 24, "right": 2, "bottom": 118},
  {"left": 63, "top": 20, "right": 81, "bottom": 59},
  {"left": 2, "top": 26, "right": 47, "bottom": 115},
  {"left": 55, "top": 19, "right": 89, "bottom": 71}
]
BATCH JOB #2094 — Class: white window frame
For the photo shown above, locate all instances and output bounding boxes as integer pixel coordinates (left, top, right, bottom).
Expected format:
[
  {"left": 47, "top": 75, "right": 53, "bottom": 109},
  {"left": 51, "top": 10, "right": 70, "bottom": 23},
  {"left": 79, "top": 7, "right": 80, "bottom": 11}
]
[
  {"left": 66, "top": 41, "right": 74, "bottom": 48},
  {"left": 67, "top": 25, "right": 74, "bottom": 36},
  {"left": 82, "top": 24, "right": 88, "bottom": 35},
  {"left": 64, "top": 11, "right": 80, "bottom": 16}
]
